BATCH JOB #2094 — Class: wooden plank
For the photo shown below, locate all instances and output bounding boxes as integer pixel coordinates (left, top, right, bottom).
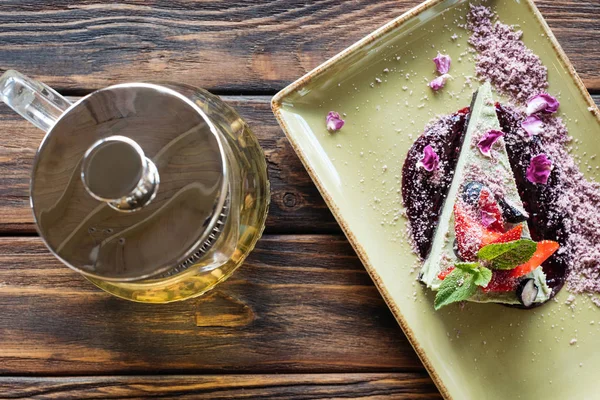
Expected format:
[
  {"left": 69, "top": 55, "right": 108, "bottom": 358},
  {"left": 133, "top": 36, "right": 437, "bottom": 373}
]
[
  {"left": 0, "top": 374, "right": 442, "bottom": 399},
  {"left": 0, "top": 235, "right": 424, "bottom": 375},
  {"left": 0, "top": 95, "right": 339, "bottom": 234},
  {"left": 0, "top": 1, "right": 597, "bottom": 92},
  {"left": 1, "top": 95, "right": 599, "bottom": 235}
]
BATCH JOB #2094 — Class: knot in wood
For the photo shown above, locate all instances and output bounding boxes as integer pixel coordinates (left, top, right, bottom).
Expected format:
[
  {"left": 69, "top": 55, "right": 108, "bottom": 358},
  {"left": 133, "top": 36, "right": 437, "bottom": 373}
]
[{"left": 283, "top": 192, "right": 297, "bottom": 208}]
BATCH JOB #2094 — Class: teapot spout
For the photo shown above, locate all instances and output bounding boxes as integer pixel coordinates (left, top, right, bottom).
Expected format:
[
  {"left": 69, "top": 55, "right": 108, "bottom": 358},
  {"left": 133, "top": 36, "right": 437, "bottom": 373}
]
[{"left": 0, "top": 70, "right": 72, "bottom": 132}]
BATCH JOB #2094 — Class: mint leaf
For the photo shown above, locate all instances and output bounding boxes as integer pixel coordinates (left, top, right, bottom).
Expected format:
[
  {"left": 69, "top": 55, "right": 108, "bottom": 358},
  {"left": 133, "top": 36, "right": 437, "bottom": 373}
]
[
  {"left": 474, "top": 266, "right": 492, "bottom": 287},
  {"left": 434, "top": 268, "right": 478, "bottom": 310},
  {"left": 477, "top": 239, "right": 537, "bottom": 270},
  {"left": 455, "top": 262, "right": 479, "bottom": 271},
  {"left": 434, "top": 264, "right": 493, "bottom": 310}
]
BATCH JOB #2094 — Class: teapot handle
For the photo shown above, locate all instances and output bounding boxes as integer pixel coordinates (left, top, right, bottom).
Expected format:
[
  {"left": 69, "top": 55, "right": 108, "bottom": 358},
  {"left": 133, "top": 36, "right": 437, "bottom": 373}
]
[{"left": 0, "top": 70, "right": 72, "bottom": 132}]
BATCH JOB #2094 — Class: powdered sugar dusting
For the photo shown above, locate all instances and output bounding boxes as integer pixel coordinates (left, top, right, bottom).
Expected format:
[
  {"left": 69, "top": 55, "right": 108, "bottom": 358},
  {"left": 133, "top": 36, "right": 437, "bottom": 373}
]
[{"left": 467, "top": 5, "right": 548, "bottom": 103}]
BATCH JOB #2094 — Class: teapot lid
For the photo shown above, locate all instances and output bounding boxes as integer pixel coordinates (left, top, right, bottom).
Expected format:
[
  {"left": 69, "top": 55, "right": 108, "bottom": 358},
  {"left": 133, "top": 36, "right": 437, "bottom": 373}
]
[{"left": 30, "top": 83, "right": 229, "bottom": 281}]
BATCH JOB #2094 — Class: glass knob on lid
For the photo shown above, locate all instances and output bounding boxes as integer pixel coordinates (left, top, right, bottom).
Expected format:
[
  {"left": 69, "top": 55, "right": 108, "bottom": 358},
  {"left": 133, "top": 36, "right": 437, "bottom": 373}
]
[
  {"left": 27, "top": 82, "right": 230, "bottom": 282},
  {"left": 81, "top": 135, "right": 160, "bottom": 212}
]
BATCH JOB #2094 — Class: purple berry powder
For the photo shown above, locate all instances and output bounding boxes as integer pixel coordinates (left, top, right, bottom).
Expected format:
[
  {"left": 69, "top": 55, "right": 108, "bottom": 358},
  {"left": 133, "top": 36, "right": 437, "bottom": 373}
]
[{"left": 467, "top": 5, "right": 548, "bottom": 103}]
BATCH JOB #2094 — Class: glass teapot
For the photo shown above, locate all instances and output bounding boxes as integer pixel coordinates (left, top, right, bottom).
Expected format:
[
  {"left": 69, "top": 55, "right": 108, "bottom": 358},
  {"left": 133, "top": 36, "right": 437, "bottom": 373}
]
[{"left": 0, "top": 70, "right": 269, "bottom": 303}]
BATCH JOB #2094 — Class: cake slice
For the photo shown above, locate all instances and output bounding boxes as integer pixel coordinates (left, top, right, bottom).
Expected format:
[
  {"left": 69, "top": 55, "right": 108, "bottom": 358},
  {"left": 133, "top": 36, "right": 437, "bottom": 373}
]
[{"left": 420, "top": 82, "right": 554, "bottom": 308}]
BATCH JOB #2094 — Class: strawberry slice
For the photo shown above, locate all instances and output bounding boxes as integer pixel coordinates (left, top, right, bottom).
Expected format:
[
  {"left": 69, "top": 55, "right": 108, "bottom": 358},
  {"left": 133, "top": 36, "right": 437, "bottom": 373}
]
[
  {"left": 454, "top": 203, "right": 503, "bottom": 260},
  {"left": 491, "top": 225, "right": 523, "bottom": 244},
  {"left": 483, "top": 270, "right": 516, "bottom": 292},
  {"left": 478, "top": 190, "right": 504, "bottom": 232},
  {"left": 437, "top": 266, "right": 455, "bottom": 281},
  {"left": 454, "top": 203, "right": 484, "bottom": 261},
  {"left": 510, "top": 240, "right": 560, "bottom": 278}
]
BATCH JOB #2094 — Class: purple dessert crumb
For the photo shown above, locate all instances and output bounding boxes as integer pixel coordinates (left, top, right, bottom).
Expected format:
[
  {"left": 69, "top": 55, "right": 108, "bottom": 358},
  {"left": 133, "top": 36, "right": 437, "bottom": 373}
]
[{"left": 467, "top": 5, "right": 548, "bottom": 102}]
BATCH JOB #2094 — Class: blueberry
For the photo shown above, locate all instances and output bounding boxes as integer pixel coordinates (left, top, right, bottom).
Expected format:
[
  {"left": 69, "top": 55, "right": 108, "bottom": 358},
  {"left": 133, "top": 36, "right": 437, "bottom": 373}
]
[
  {"left": 498, "top": 197, "right": 528, "bottom": 223},
  {"left": 462, "top": 181, "right": 485, "bottom": 205},
  {"left": 516, "top": 278, "right": 539, "bottom": 308}
]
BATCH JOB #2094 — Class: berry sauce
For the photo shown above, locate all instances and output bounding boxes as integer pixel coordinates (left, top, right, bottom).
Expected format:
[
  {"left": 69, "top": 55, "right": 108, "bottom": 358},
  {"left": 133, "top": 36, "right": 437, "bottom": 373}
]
[
  {"left": 402, "top": 105, "right": 568, "bottom": 298},
  {"left": 401, "top": 108, "right": 470, "bottom": 259},
  {"left": 496, "top": 103, "right": 568, "bottom": 296}
]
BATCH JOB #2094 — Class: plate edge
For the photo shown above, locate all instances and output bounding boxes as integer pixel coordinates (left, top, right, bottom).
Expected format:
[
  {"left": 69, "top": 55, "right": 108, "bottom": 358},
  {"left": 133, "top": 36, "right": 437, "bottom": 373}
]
[
  {"left": 271, "top": 1, "right": 454, "bottom": 398},
  {"left": 271, "top": 106, "right": 453, "bottom": 400},
  {"left": 271, "top": 0, "right": 448, "bottom": 110},
  {"left": 271, "top": 0, "right": 599, "bottom": 399}
]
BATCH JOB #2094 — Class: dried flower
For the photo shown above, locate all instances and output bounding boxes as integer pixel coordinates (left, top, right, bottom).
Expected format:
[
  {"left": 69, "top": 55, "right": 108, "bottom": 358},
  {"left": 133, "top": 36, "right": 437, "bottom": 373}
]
[
  {"left": 326, "top": 111, "right": 345, "bottom": 132},
  {"left": 477, "top": 129, "right": 504, "bottom": 157},
  {"left": 433, "top": 53, "right": 452, "bottom": 74},
  {"left": 481, "top": 210, "right": 497, "bottom": 228},
  {"left": 521, "top": 115, "right": 544, "bottom": 137},
  {"left": 526, "top": 93, "right": 559, "bottom": 116},
  {"left": 527, "top": 154, "right": 553, "bottom": 184},
  {"left": 417, "top": 145, "right": 439, "bottom": 172},
  {"left": 429, "top": 74, "right": 452, "bottom": 91}
]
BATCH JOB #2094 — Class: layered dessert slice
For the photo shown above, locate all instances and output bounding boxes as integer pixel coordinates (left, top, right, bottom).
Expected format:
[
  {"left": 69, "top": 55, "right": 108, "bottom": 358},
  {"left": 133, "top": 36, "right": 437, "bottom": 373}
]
[{"left": 417, "top": 82, "right": 558, "bottom": 309}]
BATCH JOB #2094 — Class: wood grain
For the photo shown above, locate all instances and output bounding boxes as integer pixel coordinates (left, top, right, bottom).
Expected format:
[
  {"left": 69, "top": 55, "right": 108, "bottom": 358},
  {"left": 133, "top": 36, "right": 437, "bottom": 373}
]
[
  {"left": 0, "top": 96, "right": 339, "bottom": 234},
  {"left": 0, "top": 374, "right": 442, "bottom": 399},
  {"left": 1, "top": 95, "right": 599, "bottom": 235},
  {"left": 0, "top": 235, "right": 424, "bottom": 375},
  {"left": 0, "top": 1, "right": 597, "bottom": 93}
]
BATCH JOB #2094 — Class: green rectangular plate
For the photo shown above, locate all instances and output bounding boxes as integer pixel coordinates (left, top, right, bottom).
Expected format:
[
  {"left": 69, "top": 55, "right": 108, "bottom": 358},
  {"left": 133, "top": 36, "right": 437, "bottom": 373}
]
[{"left": 272, "top": 0, "right": 600, "bottom": 398}]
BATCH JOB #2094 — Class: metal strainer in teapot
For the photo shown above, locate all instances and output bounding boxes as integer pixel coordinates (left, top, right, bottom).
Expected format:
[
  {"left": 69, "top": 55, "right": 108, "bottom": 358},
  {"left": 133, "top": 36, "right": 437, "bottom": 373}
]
[{"left": 0, "top": 70, "right": 269, "bottom": 303}]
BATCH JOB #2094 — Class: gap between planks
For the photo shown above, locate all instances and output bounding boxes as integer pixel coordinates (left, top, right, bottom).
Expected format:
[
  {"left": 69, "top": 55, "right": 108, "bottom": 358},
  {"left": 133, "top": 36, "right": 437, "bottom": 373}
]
[{"left": 0, "top": 373, "right": 443, "bottom": 399}]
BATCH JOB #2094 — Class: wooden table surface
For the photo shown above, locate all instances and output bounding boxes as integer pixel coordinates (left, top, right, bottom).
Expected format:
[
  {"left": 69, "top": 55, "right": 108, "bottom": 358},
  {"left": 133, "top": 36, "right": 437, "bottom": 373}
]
[{"left": 0, "top": 1, "right": 598, "bottom": 399}]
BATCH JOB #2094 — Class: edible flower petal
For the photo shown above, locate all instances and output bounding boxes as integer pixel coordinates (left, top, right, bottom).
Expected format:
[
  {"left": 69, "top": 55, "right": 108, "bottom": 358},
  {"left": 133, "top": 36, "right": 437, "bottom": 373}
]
[
  {"left": 429, "top": 74, "right": 452, "bottom": 91},
  {"left": 417, "top": 145, "right": 439, "bottom": 172},
  {"left": 478, "top": 190, "right": 504, "bottom": 231},
  {"left": 521, "top": 115, "right": 544, "bottom": 137},
  {"left": 477, "top": 129, "right": 504, "bottom": 157},
  {"left": 433, "top": 53, "right": 452, "bottom": 74},
  {"left": 481, "top": 211, "right": 497, "bottom": 228},
  {"left": 326, "top": 111, "right": 345, "bottom": 132},
  {"left": 526, "top": 93, "right": 560, "bottom": 116},
  {"left": 526, "top": 154, "right": 553, "bottom": 184}
]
